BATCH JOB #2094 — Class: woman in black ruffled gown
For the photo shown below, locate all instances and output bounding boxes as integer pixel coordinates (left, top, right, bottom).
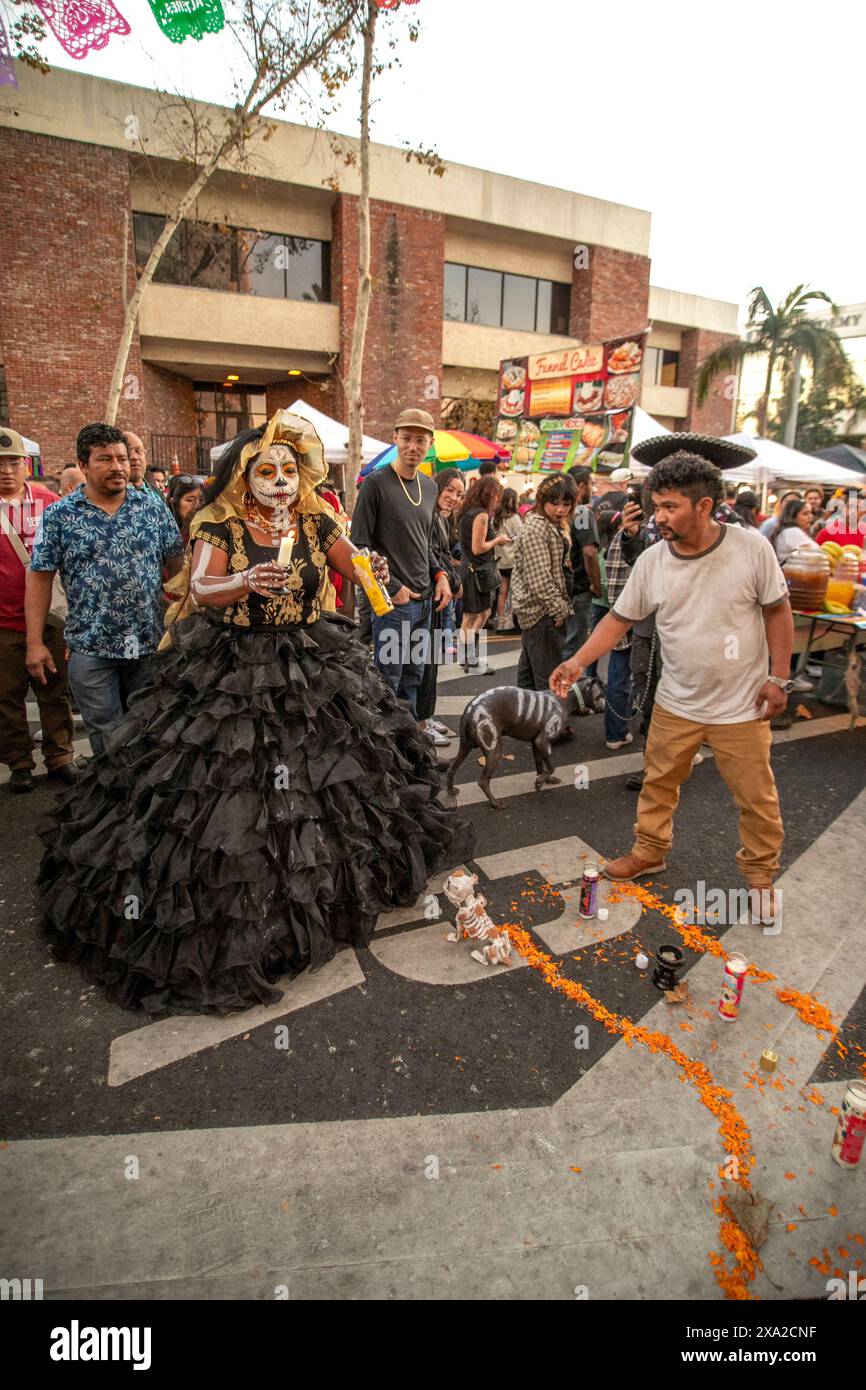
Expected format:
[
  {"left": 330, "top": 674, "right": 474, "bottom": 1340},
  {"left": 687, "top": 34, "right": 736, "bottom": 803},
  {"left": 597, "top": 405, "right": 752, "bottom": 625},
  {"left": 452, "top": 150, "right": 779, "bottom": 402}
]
[{"left": 38, "top": 412, "right": 474, "bottom": 1015}]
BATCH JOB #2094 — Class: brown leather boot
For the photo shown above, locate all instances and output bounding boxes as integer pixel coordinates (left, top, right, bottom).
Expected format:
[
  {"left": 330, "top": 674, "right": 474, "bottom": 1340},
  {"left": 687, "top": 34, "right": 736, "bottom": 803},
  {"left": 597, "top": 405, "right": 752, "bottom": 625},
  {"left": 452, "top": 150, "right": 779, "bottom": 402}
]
[
  {"left": 602, "top": 851, "right": 667, "bottom": 881},
  {"left": 746, "top": 885, "right": 779, "bottom": 927}
]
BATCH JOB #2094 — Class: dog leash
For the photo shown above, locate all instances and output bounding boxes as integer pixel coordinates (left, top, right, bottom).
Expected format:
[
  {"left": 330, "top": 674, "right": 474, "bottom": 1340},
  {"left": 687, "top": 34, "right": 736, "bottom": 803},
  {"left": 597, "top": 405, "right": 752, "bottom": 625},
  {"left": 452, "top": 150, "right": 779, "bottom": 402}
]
[{"left": 600, "top": 625, "right": 660, "bottom": 724}]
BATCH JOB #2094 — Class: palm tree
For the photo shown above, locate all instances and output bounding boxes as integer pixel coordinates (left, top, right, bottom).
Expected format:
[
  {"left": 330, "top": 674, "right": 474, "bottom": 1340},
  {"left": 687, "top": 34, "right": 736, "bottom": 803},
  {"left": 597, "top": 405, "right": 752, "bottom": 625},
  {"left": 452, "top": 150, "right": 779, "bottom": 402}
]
[{"left": 697, "top": 285, "right": 848, "bottom": 440}]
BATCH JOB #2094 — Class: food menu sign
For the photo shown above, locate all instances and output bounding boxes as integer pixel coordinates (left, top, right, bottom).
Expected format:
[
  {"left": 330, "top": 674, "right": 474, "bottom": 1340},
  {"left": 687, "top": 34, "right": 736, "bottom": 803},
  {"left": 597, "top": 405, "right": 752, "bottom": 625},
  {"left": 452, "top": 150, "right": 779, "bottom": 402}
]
[{"left": 495, "top": 332, "right": 648, "bottom": 472}]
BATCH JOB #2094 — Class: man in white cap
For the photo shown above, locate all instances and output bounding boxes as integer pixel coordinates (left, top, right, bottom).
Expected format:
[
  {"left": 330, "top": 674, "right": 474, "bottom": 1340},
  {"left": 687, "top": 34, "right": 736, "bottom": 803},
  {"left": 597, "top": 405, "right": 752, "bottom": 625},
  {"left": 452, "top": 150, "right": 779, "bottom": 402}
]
[
  {"left": 592, "top": 466, "right": 631, "bottom": 513},
  {"left": 0, "top": 427, "right": 76, "bottom": 791},
  {"left": 551, "top": 434, "right": 792, "bottom": 918},
  {"left": 350, "top": 408, "right": 451, "bottom": 723}
]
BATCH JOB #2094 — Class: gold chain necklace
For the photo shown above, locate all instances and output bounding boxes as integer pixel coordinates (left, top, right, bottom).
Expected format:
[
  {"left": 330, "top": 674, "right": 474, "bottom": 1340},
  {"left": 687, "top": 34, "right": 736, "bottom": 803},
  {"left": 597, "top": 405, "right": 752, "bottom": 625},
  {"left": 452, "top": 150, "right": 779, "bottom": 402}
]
[{"left": 393, "top": 466, "right": 423, "bottom": 507}]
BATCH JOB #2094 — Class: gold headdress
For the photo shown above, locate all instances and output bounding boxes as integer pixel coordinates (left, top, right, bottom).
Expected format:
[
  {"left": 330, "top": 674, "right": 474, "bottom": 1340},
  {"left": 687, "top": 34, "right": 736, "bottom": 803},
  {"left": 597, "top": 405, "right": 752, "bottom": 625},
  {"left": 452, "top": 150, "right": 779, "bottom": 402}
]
[
  {"left": 161, "top": 411, "right": 336, "bottom": 646},
  {"left": 191, "top": 410, "right": 329, "bottom": 532}
]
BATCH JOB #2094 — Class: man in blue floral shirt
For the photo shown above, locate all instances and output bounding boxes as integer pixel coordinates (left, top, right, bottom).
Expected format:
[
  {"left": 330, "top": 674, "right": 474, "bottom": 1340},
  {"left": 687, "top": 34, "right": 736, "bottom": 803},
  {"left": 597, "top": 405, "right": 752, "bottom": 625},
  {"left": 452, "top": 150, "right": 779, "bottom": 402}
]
[{"left": 25, "top": 423, "right": 184, "bottom": 755}]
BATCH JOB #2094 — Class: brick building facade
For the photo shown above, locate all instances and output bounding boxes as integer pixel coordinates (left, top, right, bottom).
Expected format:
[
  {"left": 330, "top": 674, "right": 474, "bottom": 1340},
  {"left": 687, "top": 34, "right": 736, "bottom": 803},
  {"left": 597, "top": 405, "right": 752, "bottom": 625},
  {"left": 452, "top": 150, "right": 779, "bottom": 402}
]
[{"left": 0, "top": 69, "right": 739, "bottom": 480}]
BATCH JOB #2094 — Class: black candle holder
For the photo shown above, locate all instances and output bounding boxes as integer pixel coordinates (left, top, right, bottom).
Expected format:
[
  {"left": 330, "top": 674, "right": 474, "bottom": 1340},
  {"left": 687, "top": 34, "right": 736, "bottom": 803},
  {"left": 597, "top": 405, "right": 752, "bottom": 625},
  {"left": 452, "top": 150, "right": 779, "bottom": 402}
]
[{"left": 652, "top": 943, "right": 684, "bottom": 992}]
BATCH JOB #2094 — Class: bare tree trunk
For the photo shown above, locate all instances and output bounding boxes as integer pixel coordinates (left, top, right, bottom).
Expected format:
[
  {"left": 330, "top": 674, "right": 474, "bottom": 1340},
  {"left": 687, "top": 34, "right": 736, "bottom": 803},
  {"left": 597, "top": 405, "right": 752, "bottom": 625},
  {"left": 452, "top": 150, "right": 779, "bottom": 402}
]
[
  {"left": 343, "top": 0, "right": 377, "bottom": 515},
  {"left": 757, "top": 348, "right": 777, "bottom": 437},
  {"left": 105, "top": 78, "right": 265, "bottom": 425},
  {"left": 783, "top": 348, "right": 804, "bottom": 448},
  {"left": 103, "top": 0, "right": 363, "bottom": 424},
  {"left": 106, "top": 152, "right": 235, "bottom": 424},
  {"left": 121, "top": 207, "right": 129, "bottom": 307}
]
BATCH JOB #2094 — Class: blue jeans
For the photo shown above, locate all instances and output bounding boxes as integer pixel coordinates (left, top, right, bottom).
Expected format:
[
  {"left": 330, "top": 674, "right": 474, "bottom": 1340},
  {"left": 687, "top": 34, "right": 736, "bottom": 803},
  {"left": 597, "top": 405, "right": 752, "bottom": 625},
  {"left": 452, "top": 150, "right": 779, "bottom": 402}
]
[
  {"left": 603, "top": 647, "right": 633, "bottom": 743},
  {"left": 584, "top": 602, "right": 607, "bottom": 679},
  {"left": 441, "top": 599, "right": 458, "bottom": 648},
  {"left": 371, "top": 597, "right": 432, "bottom": 717},
  {"left": 561, "top": 589, "right": 594, "bottom": 662},
  {"left": 67, "top": 652, "right": 155, "bottom": 756}
]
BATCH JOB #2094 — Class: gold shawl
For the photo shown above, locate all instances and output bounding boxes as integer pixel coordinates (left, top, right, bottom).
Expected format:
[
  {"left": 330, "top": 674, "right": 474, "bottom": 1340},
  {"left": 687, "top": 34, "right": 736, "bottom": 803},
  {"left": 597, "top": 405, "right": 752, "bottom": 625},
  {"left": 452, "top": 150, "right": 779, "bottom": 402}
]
[{"left": 161, "top": 411, "right": 339, "bottom": 646}]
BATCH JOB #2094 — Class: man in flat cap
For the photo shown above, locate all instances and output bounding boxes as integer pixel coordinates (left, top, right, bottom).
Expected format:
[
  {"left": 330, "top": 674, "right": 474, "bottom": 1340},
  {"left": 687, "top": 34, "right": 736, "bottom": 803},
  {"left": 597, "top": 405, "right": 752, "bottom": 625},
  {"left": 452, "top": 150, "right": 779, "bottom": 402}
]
[
  {"left": 551, "top": 435, "right": 794, "bottom": 918},
  {"left": 350, "top": 408, "right": 451, "bottom": 721}
]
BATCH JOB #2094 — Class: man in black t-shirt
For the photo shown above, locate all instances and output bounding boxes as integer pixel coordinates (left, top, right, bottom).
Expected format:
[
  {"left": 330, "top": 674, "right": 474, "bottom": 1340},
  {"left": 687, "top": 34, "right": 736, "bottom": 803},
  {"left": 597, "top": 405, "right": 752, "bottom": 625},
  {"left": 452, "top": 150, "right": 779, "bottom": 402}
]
[
  {"left": 350, "top": 408, "right": 450, "bottom": 717},
  {"left": 561, "top": 466, "right": 601, "bottom": 662}
]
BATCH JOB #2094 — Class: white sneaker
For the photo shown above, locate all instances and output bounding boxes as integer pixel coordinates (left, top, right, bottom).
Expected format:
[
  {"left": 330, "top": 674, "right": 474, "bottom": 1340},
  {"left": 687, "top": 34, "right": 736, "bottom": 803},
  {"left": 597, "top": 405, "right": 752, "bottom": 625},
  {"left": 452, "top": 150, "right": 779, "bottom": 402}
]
[
  {"left": 425, "top": 728, "right": 452, "bottom": 747},
  {"left": 428, "top": 718, "right": 456, "bottom": 738},
  {"left": 605, "top": 732, "right": 634, "bottom": 750},
  {"left": 791, "top": 675, "right": 814, "bottom": 693}
]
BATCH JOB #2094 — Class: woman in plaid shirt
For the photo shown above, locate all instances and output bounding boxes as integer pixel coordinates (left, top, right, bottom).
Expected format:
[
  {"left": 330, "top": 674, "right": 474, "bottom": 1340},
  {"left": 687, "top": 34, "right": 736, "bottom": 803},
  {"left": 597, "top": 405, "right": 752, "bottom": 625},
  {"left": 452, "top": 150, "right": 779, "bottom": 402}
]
[{"left": 510, "top": 473, "right": 577, "bottom": 698}]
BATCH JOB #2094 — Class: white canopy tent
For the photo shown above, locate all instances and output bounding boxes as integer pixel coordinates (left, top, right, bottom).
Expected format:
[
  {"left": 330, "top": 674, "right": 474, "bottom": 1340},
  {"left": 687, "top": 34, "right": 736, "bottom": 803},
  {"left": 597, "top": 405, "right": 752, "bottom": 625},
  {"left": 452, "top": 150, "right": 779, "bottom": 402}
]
[
  {"left": 209, "top": 400, "right": 389, "bottom": 473},
  {"left": 628, "top": 424, "right": 865, "bottom": 490},
  {"left": 722, "top": 432, "right": 864, "bottom": 488},
  {"left": 621, "top": 407, "right": 670, "bottom": 475}
]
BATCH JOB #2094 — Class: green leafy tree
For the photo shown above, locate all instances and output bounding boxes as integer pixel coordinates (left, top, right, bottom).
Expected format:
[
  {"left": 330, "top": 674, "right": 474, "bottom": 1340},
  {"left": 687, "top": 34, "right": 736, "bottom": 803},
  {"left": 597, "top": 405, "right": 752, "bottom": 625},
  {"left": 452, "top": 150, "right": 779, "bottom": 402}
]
[
  {"left": 697, "top": 285, "right": 849, "bottom": 438},
  {"left": 769, "top": 355, "right": 866, "bottom": 452}
]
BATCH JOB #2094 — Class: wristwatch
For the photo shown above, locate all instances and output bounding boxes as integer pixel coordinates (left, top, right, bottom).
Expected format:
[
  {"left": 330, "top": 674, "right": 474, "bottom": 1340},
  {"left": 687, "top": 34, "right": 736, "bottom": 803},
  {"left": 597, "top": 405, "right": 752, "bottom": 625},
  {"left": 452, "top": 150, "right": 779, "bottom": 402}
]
[{"left": 767, "top": 675, "right": 794, "bottom": 694}]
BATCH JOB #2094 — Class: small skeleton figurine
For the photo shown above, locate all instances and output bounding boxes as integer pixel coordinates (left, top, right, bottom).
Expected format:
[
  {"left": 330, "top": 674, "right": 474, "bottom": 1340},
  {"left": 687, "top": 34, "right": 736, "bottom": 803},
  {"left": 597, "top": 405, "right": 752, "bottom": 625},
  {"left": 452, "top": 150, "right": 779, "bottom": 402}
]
[{"left": 442, "top": 870, "right": 512, "bottom": 967}]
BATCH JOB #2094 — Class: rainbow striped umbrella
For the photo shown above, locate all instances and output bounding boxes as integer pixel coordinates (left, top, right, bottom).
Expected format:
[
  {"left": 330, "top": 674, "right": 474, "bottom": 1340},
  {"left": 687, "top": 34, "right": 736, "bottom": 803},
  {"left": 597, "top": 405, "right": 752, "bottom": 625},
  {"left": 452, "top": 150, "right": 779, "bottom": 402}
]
[{"left": 358, "top": 430, "right": 507, "bottom": 482}]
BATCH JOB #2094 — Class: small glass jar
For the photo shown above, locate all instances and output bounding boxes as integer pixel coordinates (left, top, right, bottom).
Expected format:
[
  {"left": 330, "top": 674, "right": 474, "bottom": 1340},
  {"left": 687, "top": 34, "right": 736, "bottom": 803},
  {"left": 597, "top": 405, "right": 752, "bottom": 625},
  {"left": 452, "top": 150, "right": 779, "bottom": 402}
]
[{"left": 784, "top": 547, "right": 830, "bottom": 611}]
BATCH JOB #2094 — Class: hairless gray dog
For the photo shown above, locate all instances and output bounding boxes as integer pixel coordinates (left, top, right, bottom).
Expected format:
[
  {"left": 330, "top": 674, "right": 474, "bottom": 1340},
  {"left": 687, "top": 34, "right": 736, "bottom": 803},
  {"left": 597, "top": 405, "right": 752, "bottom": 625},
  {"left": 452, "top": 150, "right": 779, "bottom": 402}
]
[{"left": 445, "top": 679, "right": 606, "bottom": 809}]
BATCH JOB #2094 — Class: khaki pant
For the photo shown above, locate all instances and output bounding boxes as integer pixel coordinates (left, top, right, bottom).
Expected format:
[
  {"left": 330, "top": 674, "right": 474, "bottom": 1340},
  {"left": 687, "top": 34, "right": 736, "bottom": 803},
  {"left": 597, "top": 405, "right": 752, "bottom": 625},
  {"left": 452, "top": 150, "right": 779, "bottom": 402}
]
[
  {"left": 0, "top": 625, "right": 74, "bottom": 771},
  {"left": 633, "top": 703, "right": 783, "bottom": 886}
]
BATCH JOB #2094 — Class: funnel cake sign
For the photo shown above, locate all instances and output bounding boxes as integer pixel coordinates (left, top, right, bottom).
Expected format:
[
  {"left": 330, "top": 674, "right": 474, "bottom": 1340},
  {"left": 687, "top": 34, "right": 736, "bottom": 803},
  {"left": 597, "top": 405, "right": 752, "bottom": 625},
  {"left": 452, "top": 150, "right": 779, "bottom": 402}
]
[{"left": 495, "top": 331, "right": 648, "bottom": 473}]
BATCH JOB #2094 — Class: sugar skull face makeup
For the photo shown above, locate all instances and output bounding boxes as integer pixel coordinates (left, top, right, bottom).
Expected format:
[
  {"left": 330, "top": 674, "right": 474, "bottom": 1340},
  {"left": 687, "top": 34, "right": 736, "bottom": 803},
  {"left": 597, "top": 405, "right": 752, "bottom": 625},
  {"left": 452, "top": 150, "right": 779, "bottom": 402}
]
[{"left": 248, "top": 444, "right": 300, "bottom": 509}]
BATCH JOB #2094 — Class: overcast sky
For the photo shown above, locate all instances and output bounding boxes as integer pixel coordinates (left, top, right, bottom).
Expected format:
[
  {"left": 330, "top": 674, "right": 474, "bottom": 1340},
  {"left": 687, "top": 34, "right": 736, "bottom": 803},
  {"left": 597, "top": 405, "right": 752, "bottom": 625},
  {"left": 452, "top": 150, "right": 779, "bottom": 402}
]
[{"left": 39, "top": 0, "right": 865, "bottom": 318}]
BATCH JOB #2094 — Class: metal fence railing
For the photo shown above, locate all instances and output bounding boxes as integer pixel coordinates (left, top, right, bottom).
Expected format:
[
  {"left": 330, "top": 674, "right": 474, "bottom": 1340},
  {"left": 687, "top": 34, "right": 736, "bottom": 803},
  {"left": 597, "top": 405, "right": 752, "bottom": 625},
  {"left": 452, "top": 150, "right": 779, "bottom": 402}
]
[{"left": 150, "top": 434, "right": 222, "bottom": 475}]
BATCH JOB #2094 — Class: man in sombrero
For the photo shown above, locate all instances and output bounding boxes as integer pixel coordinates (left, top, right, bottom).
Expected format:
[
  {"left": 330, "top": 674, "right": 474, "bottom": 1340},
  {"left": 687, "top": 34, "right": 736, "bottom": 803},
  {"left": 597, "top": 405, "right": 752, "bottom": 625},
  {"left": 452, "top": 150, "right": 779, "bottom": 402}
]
[
  {"left": 37, "top": 411, "right": 474, "bottom": 1016},
  {"left": 551, "top": 434, "right": 794, "bottom": 918}
]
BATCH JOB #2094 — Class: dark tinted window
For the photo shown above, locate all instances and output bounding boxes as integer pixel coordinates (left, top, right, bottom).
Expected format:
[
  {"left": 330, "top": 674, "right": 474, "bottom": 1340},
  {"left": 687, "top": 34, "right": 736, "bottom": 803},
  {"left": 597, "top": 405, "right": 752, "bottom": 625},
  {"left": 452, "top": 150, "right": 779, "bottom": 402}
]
[
  {"left": 466, "top": 267, "right": 502, "bottom": 326},
  {"left": 503, "top": 273, "right": 536, "bottom": 332},
  {"left": 444, "top": 262, "right": 467, "bottom": 320},
  {"left": 132, "top": 213, "right": 330, "bottom": 302},
  {"left": 444, "top": 260, "right": 570, "bottom": 334},
  {"left": 238, "top": 231, "right": 285, "bottom": 298},
  {"left": 284, "top": 236, "right": 329, "bottom": 302},
  {"left": 550, "top": 281, "right": 571, "bottom": 335}
]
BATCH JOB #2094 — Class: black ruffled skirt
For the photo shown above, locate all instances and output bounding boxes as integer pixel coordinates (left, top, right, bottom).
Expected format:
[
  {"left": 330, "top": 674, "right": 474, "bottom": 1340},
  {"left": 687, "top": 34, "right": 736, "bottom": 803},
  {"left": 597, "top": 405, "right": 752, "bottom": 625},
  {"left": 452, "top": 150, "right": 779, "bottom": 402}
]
[{"left": 37, "top": 612, "right": 475, "bottom": 1016}]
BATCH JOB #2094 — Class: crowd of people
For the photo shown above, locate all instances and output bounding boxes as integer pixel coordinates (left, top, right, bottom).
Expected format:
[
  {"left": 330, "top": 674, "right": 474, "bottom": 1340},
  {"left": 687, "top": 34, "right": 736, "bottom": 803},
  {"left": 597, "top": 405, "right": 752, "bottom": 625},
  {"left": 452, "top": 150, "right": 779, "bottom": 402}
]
[
  {"left": 1, "top": 406, "right": 863, "bottom": 1015},
  {"left": 2, "top": 412, "right": 861, "bottom": 782}
]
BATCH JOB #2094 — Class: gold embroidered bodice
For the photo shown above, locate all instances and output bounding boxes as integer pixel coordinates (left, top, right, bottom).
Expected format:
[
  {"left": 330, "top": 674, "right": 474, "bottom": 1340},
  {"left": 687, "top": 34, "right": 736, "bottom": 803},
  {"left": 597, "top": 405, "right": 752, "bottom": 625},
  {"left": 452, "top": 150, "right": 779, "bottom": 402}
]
[{"left": 195, "top": 515, "right": 341, "bottom": 627}]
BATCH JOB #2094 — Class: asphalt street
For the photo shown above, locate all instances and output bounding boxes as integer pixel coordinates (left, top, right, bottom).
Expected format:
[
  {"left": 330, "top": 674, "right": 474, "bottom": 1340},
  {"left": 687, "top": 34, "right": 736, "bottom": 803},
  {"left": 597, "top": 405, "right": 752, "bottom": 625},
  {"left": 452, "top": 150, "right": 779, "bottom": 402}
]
[{"left": 1, "top": 634, "right": 865, "bottom": 1301}]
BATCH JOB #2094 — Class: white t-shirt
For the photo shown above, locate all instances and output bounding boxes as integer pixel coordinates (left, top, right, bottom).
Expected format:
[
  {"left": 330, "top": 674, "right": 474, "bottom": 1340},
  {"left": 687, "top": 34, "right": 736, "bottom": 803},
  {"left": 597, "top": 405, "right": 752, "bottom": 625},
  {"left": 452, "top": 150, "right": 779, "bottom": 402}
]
[
  {"left": 612, "top": 525, "right": 789, "bottom": 724},
  {"left": 773, "top": 527, "right": 819, "bottom": 568}
]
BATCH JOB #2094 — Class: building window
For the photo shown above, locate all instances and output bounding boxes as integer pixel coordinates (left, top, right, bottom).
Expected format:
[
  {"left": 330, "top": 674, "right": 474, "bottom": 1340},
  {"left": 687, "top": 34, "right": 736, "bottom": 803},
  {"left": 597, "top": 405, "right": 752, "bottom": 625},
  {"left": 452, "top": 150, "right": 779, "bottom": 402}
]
[
  {"left": 466, "top": 266, "right": 502, "bottom": 326},
  {"left": 134, "top": 213, "right": 331, "bottom": 303},
  {"left": 444, "top": 262, "right": 570, "bottom": 334},
  {"left": 644, "top": 346, "right": 680, "bottom": 387},
  {"left": 502, "top": 272, "right": 537, "bottom": 333},
  {"left": 194, "top": 383, "right": 268, "bottom": 440},
  {"left": 444, "top": 262, "right": 466, "bottom": 321}
]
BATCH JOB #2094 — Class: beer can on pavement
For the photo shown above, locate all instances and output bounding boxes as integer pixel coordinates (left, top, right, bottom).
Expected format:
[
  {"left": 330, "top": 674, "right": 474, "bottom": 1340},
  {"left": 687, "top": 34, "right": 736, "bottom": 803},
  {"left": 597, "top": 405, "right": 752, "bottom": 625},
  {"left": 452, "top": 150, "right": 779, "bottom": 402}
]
[
  {"left": 578, "top": 864, "right": 599, "bottom": 920},
  {"left": 718, "top": 952, "right": 748, "bottom": 1022},
  {"left": 831, "top": 1080, "right": 866, "bottom": 1169}
]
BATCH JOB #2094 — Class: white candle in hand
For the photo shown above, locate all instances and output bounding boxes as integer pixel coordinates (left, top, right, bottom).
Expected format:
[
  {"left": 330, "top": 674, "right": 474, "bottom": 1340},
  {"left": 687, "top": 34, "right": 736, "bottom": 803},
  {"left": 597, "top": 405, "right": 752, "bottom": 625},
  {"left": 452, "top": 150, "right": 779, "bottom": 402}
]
[{"left": 277, "top": 531, "right": 295, "bottom": 568}]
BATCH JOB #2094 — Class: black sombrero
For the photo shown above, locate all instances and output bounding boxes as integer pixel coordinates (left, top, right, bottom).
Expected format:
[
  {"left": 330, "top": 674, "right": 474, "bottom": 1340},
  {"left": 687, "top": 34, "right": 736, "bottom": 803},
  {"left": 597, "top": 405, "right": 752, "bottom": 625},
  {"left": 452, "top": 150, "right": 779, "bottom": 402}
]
[{"left": 631, "top": 432, "right": 757, "bottom": 470}]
